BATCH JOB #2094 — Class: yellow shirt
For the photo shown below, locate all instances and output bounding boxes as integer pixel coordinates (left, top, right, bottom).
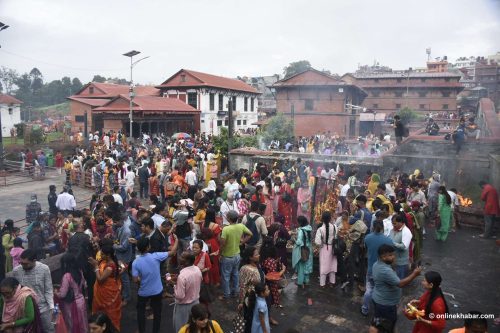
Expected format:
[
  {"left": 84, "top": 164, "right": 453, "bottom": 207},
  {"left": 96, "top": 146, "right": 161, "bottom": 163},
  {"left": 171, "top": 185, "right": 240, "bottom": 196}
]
[{"left": 178, "top": 320, "right": 224, "bottom": 333}]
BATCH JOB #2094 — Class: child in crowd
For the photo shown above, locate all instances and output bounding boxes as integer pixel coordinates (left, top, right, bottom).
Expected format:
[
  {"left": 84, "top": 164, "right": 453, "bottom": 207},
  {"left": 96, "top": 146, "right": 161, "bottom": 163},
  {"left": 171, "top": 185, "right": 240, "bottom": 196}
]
[{"left": 10, "top": 237, "right": 24, "bottom": 268}]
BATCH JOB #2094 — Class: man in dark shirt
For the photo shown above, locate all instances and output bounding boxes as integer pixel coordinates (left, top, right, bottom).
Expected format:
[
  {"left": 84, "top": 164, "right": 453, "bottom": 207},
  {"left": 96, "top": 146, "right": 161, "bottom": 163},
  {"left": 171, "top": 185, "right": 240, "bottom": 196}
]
[
  {"left": 393, "top": 115, "right": 405, "bottom": 145},
  {"left": 27, "top": 222, "right": 45, "bottom": 260},
  {"left": 47, "top": 185, "right": 58, "bottom": 215},
  {"left": 138, "top": 164, "right": 150, "bottom": 199},
  {"left": 140, "top": 218, "right": 167, "bottom": 253}
]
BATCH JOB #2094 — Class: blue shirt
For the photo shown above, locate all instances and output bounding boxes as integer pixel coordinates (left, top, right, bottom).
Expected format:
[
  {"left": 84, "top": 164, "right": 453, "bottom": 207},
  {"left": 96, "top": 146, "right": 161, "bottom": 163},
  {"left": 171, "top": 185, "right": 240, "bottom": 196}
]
[
  {"left": 372, "top": 260, "right": 401, "bottom": 306},
  {"left": 132, "top": 252, "right": 168, "bottom": 297},
  {"left": 364, "top": 232, "right": 393, "bottom": 275},
  {"left": 360, "top": 208, "right": 373, "bottom": 233},
  {"left": 251, "top": 296, "right": 270, "bottom": 333}
]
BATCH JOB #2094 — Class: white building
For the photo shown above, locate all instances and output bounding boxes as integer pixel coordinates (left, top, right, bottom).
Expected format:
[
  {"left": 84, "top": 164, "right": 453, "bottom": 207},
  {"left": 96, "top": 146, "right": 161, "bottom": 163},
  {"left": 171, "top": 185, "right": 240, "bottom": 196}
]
[
  {"left": 0, "top": 94, "right": 22, "bottom": 137},
  {"left": 156, "top": 69, "right": 260, "bottom": 135}
]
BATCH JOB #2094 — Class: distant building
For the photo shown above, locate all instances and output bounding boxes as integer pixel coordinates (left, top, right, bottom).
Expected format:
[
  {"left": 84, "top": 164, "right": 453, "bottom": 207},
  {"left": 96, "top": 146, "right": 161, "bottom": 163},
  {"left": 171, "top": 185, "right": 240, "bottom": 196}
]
[
  {"left": 239, "top": 75, "right": 280, "bottom": 119},
  {"left": 272, "top": 69, "right": 367, "bottom": 137},
  {"left": 342, "top": 70, "right": 463, "bottom": 115},
  {"left": 0, "top": 94, "right": 22, "bottom": 137},
  {"left": 68, "top": 82, "right": 199, "bottom": 136},
  {"left": 156, "top": 69, "right": 260, "bottom": 135}
]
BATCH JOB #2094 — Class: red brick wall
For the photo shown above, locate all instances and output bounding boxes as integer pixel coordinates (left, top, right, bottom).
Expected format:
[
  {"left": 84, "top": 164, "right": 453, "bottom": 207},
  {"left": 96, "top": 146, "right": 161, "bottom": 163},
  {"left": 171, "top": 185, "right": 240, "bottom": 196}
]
[
  {"left": 69, "top": 101, "right": 93, "bottom": 132},
  {"left": 275, "top": 87, "right": 359, "bottom": 136}
]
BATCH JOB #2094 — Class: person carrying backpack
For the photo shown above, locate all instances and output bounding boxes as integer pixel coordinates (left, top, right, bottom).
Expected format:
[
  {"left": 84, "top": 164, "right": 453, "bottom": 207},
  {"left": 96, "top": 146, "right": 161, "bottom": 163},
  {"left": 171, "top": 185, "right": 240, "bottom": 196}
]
[{"left": 242, "top": 201, "right": 268, "bottom": 248}]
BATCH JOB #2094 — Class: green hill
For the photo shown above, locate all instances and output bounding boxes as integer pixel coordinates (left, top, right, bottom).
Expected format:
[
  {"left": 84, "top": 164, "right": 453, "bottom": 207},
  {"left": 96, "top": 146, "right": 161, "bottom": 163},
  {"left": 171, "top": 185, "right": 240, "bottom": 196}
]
[{"left": 32, "top": 102, "right": 70, "bottom": 119}]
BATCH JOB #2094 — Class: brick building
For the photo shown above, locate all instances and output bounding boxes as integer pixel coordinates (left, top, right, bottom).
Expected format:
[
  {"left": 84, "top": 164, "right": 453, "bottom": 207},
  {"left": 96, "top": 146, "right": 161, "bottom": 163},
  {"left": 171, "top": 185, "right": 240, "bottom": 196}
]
[
  {"left": 68, "top": 82, "right": 159, "bottom": 132},
  {"left": 272, "top": 69, "right": 367, "bottom": 137},
  {"left": 156, "top": 69, "right": 260, "bottom": 135},
  {"left": 342, "top": 71, "right": 464, "bottom": 116}
]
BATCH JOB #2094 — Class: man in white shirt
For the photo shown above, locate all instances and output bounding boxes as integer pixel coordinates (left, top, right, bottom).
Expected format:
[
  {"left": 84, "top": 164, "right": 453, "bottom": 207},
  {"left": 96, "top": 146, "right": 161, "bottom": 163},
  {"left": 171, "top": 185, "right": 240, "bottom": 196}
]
[
  {"left": 389, "top": 214, "right": 412, "bottom": 279},
  {"left": 224, "top": 176, "right": 240, "bottom": 198},
  {"left": 185, "top": 165, "right": 198, "bottom": 200},
  {"left": 55, "top": 186, "right": 76, "bottom": 214},
  {"left": 339, "top": 177, "right": 350, "bottom": 209},
  {"left": 112, "top": 186, "right": 123, "bottom": 205},
  {"left": 220, "top": 193, "right": 239, "bottom": 225}
]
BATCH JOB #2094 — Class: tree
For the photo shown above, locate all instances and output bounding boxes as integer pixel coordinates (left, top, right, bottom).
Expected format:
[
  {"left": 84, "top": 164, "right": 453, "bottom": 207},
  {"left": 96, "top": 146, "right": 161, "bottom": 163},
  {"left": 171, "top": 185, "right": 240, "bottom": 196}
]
[
  {"left": 92, "top": 75, "right": 106, "bottom": 83},
  {"left": 71, "top": 77, "right": 83, "bottom": 93},
  {"left": 260, "top": 113, "right": 294, "bottom": 147},
  {"left": 106, "top": 77, "right": 129, "bottom": 85},
  {"left": 0, "top": 66, "right": 19, "bottom": 94},
  {"left": 397, "top": 107, "right": 421, "bottom": 125},
  {"left": 283, "top": 60, "right": 312, "bottom": 79}
]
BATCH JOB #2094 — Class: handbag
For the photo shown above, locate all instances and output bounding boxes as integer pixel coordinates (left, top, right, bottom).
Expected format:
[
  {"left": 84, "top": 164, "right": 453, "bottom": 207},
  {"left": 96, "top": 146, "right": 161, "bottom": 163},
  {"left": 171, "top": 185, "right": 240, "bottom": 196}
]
[
  {"left": 232, "top": 311, "right": 246, "bottom": 333},
  {"left": 300, "top": 229, "right": 310, "bottom": 262}
]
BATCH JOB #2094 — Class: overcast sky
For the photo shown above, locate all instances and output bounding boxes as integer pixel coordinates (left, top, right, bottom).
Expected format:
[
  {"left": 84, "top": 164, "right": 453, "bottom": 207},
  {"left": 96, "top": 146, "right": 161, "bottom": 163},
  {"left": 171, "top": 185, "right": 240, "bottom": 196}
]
[{"left": 1, "top": 0, "right": 499, "bottom": 85}]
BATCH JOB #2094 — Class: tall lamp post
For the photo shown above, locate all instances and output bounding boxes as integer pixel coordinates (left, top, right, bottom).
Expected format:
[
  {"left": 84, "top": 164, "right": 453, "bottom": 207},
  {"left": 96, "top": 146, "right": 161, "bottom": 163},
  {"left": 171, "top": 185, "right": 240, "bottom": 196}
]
[
  {"left": 123, "top": 50, "right": 150, "bottom": 142},
  {"left": 405, "top": 67, "right": 413, "bottom": 108},
  {"left": 0, "top": 22, "right": 10, "bottom": 170}
]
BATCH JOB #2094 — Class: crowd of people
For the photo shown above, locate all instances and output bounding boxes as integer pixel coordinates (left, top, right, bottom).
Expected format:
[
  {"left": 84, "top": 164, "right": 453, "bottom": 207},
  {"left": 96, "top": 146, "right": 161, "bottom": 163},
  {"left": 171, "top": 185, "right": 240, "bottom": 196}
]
[{"left": 0, "top": 129, "right": 498, "bottom": 333}]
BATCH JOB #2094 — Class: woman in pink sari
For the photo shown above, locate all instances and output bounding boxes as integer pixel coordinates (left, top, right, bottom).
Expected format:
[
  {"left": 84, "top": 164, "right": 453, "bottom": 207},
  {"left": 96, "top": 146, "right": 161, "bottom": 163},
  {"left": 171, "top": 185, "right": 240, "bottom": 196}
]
[
  {"left": 297, "top": 182, "right": 312, "bottom": 222},
  {"left": 0, "top": 277, "right": 41, "bottom": 333},
  {"left": 263, "top": 180, "right": 274, "bottom": 226},
  {"left": 55, "top": 253, "right": 89, "bottom": 333}
]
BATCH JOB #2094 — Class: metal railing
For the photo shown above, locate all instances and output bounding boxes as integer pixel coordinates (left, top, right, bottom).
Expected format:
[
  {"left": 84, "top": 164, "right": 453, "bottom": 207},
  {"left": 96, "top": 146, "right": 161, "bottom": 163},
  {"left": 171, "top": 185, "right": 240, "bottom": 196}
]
[{"left": 0, "top": 159, "right": 59, "bottom": 186}]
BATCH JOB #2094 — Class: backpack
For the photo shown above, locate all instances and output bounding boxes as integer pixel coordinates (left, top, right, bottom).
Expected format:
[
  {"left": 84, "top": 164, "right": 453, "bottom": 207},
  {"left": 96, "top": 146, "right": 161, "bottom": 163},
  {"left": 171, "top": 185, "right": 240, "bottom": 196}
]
[
  {"left": 331, "top": 225, "right": 346, "bottom": 256},
  {"left": 245, "top": 214, "right": 260, "bottom": 246}
]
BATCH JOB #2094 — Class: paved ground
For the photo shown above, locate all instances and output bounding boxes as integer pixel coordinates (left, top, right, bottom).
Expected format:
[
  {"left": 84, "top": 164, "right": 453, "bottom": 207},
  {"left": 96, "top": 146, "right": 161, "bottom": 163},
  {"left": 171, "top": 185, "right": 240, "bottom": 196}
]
[
  {"left": 0, "top": 171, "right": 95, "bottom": 230},
  {"left": 2, "top": 178, "right": 498, "bottom": 332},
  {"left": 121, "top": 226, "right": 500, "bottom": 333}
]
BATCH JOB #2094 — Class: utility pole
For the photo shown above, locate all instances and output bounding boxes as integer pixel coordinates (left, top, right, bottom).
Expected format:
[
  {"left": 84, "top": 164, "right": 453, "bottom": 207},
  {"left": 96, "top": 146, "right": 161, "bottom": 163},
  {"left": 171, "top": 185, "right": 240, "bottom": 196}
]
[
  {"left": 291, "top": 103, "right": 295, "bottom": 141},
  {"left": 0, "top": 22, "right": 9, "bottom": 170},
  {"left": 227, "top": 97, "right": 233, "bottom": 170},
  {"left": 84, "top": 109, "right": 89, "bottom": 148}
]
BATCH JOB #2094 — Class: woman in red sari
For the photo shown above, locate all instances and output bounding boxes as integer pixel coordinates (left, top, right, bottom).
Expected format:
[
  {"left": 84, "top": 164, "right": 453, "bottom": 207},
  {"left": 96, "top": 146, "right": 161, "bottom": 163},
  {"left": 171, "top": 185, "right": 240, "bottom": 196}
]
[
  {"left": 278, "top": 181, "right": 294, "bottom": 230},
  {"left": 89, "top": 244, "right": 122, "bottom": 331},
  {"left": 409, "top": 271, "right": 448, "bottom": 333},
  {"left": 201, "top": 209, "right": 221, "bottom": 287}
]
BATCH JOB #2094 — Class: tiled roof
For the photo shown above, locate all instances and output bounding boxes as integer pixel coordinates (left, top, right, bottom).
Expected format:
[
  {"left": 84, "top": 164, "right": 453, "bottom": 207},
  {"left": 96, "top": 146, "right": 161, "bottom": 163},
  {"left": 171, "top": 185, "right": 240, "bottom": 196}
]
[
  {"left": 273, "top": 68, "right": 345, "bottom": 87},
  {"left": 67, "top": 97, "right": 110, "bottom": 107},
  {"left": 94, "top": 95, "right": 200, "bottom": 113},
  {"left": 0, "top": 94, "right": 22, "bottom": 104},
  {"left": 156, "top": 69, "right": 259, "bottom": 94},
  {"left": 73, "top": 82, "right": 159, "bottom": 98},
  {"left": 347, "top": 72, "right": 462, "bottom": 79}
]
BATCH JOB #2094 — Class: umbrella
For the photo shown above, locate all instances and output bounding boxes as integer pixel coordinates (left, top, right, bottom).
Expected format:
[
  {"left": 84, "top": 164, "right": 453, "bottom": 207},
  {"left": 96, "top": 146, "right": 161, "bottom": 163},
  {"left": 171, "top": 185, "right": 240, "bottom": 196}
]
[{"left": 171, "top": 132, "right": 191, "bottom": 140}]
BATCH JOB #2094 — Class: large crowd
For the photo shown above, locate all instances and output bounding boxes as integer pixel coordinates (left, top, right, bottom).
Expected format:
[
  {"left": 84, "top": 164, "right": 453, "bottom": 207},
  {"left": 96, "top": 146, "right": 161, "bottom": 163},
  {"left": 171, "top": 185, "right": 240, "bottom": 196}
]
[{"left": 1, "top": 130, "right": 498, "bottom": 333}]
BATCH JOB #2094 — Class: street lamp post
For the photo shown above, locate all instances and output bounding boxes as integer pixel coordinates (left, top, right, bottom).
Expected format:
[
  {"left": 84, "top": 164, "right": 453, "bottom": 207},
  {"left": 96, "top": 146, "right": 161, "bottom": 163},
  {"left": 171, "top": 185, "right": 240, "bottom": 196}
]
[
  {"left": 405, "top": 67, "right": 413, "bottom": 107},
  {"left": 0, "top": 22, "right": 9, "bottom": 170},
  {"left": 123, "top": 50, "right": 150, "bottom": 142}
]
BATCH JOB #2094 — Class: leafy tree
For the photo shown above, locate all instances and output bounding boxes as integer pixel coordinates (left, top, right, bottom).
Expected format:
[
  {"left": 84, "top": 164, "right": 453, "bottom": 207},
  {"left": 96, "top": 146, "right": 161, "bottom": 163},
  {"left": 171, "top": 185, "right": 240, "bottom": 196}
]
[
  {"left": 29, "top": 67, "right": 44, "bottom": 94},
  {"left": 213, "top": 126, "right": 229, "bottom": 155},
  {"left": 71, "top": 77, "right": 83, "bottom": 93},
  {"left": 260, "top": 113, "right": 294, "bottom": 146},
  {"left": 283, "top": 60, "right": 312, "bottom": 79},
  {"left": 107, "top": 77, "right": 129, "bottom": 85},
  {"left": 0, "top": 66, "right": 19, "bottom": 94},
  {"left": 396, "top": 107, "right": 421, "bottom": 125},
  {"left": 92, "top": 75, "right": 106, "bottom": 83}
]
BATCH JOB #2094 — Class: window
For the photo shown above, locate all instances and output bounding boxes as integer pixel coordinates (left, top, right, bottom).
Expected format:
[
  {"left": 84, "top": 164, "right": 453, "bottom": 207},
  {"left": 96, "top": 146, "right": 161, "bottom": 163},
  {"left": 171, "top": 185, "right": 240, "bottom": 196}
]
[
  {"left": 374, "top": 79, "right": 379, "bottom": 83},
  {"left": 181, "top": 74, "right": 186, "bottom": 82},
  {"left": 217, "top": 120, "right": 223, "bottom": 127},
  {"left": 421, "top": 78, "right": 426, "bottom": 82},
  {"left": 395, "top": 91, "right": 403, "bottom": 97},
  {"left": 209, "top": 93, "right": 215, "bottom": 111},
  {"left": 8, "top": 107, "right": 13, "bottom": 115},
  {"left": 232, "top": 97, "right": 237, "bottom": 110},
  {"left": 372, "top": 91, "right": 380, "bottom": 97},
  {"left": 419, "top": 104, "right": 425, "bottom": 110},
  {"left": 442, "top": 91, "right": 450, "bottom": 97},
  {"left": 395, "top": 104, "right": 401, "bottom": 109},
  {"left": 89, "top": 87, "right": 94, "bottom": 94},
  {"left": 372, "top": 104, "right": 378, "bottom": 109},
  {"left": 187, "top": 92, "right": 197, "bottom": 108},
  {"left": 305, "top": 99, "right": 314, "bottom": 110},
  {"left": 224, "top": 119, "right": 228, "bottom": 126},
  {"left": 243, "top": 120, "right": 247, "bottom": 125},
  {"left": 218, "top": 94, "right": 223, "bottom": 111},
  {"left": 418, "top": 91, "right": 427, "bottom": 97},
  {"left": 75, "top": 115, "right": 85, "bottom": 122},
  {"left": 237, "top": 120, "right": 241, "bottom": 125},
  {"left": 244, "top": 97, "right": 248, "bottom": 111},
  {"left": 251, "top": 98, "right": 254, "bottom": 111},
  {"left": 397, "top": 78, "right": 402, "bottom": 83},
  {"left": 442, "top": 104, "right": 449, "bottom": 110},
  {"left": 444, "top": 78, "right": 450, "bottom": 82}
]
